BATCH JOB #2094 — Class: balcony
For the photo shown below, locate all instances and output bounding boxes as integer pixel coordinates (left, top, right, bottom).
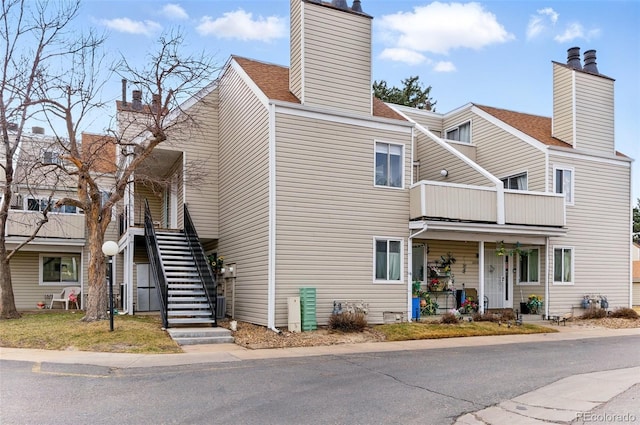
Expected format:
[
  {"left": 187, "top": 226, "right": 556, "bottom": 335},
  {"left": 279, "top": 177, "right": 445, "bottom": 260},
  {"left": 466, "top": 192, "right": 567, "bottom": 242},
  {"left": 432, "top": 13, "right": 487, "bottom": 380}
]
[
  {"left": 410, "top": 181, "right": 565, "bottom": 227},
  {"left": 6, "top": 211, "right": 85, "bottom": 239}
]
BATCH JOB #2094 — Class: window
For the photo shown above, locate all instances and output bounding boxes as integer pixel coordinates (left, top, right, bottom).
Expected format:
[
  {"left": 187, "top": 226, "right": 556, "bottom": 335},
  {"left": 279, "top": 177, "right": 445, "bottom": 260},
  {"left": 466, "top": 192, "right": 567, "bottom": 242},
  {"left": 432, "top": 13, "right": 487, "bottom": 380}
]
[
  {"left": 554, "top": 167, "right": 573, "bottom": 204},
  {"left": 553, "top": 247, "right": 573, "bottom": 284},
  {"left": 518, "top": 248, "right": 539, "bottom": 284},
  {"left": 445, "top": 122, "right": 471, "bottom": 143},
  {"left": 43, "top": 150, "right": 62, "bottom": 165},
  {"left": 501, "top": 172, "right": 528, "bottom": 190},
  {"left": 41, "top": 254, "right": 81, "bottom": 285},
  {"left": 25, "top": 197, "right": 81, "bottom": 214},
  {"left": 375, "top": 142, "right": 403, "bottom": 188},
  {"left": 375, "top": 238, "right": 402, "bottom": 281}
]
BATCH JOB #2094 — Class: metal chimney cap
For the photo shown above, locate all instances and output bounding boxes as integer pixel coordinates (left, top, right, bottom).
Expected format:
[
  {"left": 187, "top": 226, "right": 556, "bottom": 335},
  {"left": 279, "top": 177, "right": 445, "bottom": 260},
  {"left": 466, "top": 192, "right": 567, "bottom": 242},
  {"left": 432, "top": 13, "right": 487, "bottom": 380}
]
[
  {"left": 331, "top": 0, "right": 349, "bottom": 10},
  {"left": 566, "top": 46, "right": 582, "bottom": 70},
  {"left": 352, "top": 0, "right": 363, "bottom": 13},
  {"left": 583, "top": 49, "right": 599, "bottom": 74}
]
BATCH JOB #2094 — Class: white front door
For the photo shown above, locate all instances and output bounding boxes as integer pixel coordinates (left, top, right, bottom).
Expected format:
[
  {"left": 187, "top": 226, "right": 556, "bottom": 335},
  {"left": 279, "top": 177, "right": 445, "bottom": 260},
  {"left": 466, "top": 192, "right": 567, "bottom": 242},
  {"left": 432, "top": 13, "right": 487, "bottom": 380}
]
[{"left": 484, "top": 253, "right": 508, "bottom": 309}]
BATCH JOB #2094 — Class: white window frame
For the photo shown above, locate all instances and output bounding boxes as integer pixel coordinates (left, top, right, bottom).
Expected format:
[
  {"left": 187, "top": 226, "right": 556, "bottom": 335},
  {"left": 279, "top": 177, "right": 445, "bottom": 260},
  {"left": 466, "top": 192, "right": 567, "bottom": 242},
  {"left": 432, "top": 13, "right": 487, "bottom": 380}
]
[
  {"left": 553, "top": 165, "right": 574, "bottom": 206},
  {"left": 24, "top": 196, "right": 82, "bottom": 214},
  {"left": 517, "top": 247, "right": 539, "bottom": 285},
  {"left": 42, "top": 149, "right": 62, "bottom": 165},
  {"left": 501, "top": 172, "right": 528, "bottom": 191},
  {"left": 373, "top": 237, "right": 404, "bottom": 283},
  {"left": 444, "top": 121, "right": 471, "bottom": 143},
  {"left": 39, "top": 253, "right": 82, "bottom": 286},
  {"left": 374, "top": 141, "right": 404, "bottom": 189},
  {"left": 552, "top": 246, "right": 574, "bottom": 285}
]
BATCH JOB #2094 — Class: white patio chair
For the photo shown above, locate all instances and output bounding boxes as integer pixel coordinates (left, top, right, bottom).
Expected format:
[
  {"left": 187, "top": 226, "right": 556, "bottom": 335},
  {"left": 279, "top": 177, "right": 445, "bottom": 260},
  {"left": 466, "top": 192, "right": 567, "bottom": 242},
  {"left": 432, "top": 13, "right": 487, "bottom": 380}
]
[{"left": 49, "top": 286, "right": 81, "bottom": 310}]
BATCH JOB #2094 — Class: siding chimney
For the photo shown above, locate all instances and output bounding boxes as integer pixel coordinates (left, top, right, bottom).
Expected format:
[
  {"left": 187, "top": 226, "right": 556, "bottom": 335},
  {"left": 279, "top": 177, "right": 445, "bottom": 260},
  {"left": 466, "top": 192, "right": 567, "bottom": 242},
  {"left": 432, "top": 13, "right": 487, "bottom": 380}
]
[
  {"left": 583, "top": 50, "right": 599, "bottom": 74},
  {"left": 151, "top": 94, "right": 160, "bottom": 113},
  {"left": 132, "top": 90, "right": 142, "bottom": 110},
  {"left": 566, "top": 47, "right": 582, "bottom": 70}
]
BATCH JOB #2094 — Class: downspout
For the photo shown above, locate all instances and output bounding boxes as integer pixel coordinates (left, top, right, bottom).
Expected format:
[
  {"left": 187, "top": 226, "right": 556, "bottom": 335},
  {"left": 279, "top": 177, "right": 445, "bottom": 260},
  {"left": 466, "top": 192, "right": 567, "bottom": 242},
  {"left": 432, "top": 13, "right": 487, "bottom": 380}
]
[
  {"left": 545, "top": 236, "right": 550, "bottom": 318},
  {"left": 267, "top": 103, "right": 280, "bottom": 333},
  {"left": 478, "top": 241, "right": 485, "bottom": 313},
  {"left": 408, "top": 227, "right": 428, "bottom": 322}
]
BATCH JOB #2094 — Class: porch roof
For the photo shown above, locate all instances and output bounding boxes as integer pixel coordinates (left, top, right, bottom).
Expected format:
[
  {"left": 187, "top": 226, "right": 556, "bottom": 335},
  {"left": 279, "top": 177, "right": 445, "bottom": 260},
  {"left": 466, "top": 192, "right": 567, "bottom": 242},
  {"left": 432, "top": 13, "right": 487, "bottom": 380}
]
[{"left": 410, "top": 220, "right": 566, "bottom": 244}]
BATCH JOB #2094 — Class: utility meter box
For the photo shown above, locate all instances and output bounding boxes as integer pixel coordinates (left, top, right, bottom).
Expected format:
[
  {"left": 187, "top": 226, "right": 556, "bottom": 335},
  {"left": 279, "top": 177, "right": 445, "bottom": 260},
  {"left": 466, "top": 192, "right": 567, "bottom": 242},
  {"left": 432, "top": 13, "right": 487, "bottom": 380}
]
[{"left": 287, "top": 296, "right": 301, "bottom": 333}]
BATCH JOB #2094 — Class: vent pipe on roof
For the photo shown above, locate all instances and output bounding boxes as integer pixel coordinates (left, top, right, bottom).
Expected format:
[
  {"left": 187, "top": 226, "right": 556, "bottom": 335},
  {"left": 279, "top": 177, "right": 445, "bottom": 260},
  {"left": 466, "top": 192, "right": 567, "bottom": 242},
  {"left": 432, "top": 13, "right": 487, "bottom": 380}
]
[
  {"left": 32, "top": 126, "right": 44, "bottom": 134},
  {"left": 566, "top": 47, "right": 582, "bottom": 70},
  {"left": 352, "top": 0, "right": 363, "bottom": 12},
  {"left": 121, "top": 79, "right": 127, "bottom": 107},
  {"left": 331, "top": 0, "right": 349, "bottom": 10},
  {"left": 583, "top": 50, "right": 599, "bottom": 74}
]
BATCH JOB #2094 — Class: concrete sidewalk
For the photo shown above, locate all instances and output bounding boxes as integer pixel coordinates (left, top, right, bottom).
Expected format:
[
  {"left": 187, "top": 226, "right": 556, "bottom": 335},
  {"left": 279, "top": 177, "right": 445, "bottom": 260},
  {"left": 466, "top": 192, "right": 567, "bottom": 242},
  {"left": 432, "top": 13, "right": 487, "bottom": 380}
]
[{"left": 2, "top": 326, "right": 640, "bottom": 425}]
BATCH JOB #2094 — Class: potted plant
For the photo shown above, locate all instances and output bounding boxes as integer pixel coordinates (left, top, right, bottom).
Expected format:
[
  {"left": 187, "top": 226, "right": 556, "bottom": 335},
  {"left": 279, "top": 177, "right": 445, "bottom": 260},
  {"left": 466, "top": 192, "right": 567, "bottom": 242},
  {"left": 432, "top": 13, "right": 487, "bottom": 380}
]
[
  {"left": 412, "top": 281, "right": 422, "bottom": 320},
  {"left": 527, "top": 294, "right": 543, "bottom": 315}
]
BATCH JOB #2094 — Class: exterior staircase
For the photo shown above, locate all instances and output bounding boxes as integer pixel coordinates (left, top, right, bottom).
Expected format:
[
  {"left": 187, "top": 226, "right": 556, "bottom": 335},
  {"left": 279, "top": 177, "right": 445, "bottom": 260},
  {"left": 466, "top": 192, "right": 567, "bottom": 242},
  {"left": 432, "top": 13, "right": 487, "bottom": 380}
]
[{"left": 156, "top": 230, "right": 216, "bottom": 327}]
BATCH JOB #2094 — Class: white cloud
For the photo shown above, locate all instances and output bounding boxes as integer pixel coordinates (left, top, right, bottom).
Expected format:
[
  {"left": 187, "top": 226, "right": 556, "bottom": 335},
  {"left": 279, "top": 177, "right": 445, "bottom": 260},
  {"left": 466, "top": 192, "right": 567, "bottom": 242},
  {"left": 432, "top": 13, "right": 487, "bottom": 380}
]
[
  {"left": 99, "top": 17, "right": 162, "bottom": 36},
  {"left": 527, "top": 7, "right": 559, "bottom": 40},
  {"left": 554, "top": 23, "right": 584, "bottom": 43},
  {"left": 196, "top": 9, "right": 286, "bottom": 42},
  {"left": 433, "top": 61, "right": 456, "bottom": 72},
  {"left": 379, "top": 48, "right": 426, "bottom": 65},
  {"left": 378, "top": 2, "right": 514, "bottom": 58},
  {"left": 162, "top": 4, "right": 188, "bottom": 20}
]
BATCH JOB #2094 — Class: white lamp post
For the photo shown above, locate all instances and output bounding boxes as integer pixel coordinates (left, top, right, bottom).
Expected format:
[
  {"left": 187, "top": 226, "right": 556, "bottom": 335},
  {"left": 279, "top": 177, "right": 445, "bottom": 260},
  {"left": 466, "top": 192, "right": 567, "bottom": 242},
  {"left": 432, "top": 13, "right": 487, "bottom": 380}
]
[{"left": 102, "top": 241, "right": 118, "bottom": 331}]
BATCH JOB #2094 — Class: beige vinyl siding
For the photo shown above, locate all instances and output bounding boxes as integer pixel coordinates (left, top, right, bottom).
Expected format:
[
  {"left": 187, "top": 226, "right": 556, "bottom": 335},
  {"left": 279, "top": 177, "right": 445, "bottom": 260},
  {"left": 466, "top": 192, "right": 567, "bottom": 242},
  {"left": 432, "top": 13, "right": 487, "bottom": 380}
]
[
  {"left": 11, "top": 251, "right": 47, "bottom": 309},
  {"left": 470, "top": 113, "right": 546, "bottom": 192},
  {"left": 400, "top": 109, "right": 444, "bottom": 134},
  {"left": 552, "top": 64, "right": 574, "bottom": 145},
  {"left": 301, "top": 3, "right": 372, "bottom": 114},
  {"left": 274, "top": 112, "right": 411, "bottom": 325},
  {"left": 7, "top": 211, "right": 85, "bottom": 239},
  {"left": 134, "top": 183, "right": 163, "bottom": 225},
  {"left": 546, "top": 154, "right": 631, "bottom": 313},
  {"left": 218, "top": 66, "right": 270, "bottom": 326},
  {"left": 574, "top": 72, "right": 615, "bottom": 155},
  {"left": 415, "top": 132, "right": 492, "bottom": 186},
  {"left": 289, "top": 0, "right": 302, "bottom": 99},
  {"left": 419, "top": 240, "right": 481, "bottom": 291},
  {"left": 178, "top": 89, "right": 220, "bottom": 238}
]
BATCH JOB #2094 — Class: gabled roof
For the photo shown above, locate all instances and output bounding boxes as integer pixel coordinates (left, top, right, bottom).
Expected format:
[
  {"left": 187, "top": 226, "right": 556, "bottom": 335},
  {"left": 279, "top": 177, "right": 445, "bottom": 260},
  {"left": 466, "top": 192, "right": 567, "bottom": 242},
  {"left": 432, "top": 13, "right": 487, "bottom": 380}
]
[
  {"left": 232, "top": 56, "right": 406, "bottom": 121},
  {"left": 474, "top": 104, "right": 571, "bottom": 148}
]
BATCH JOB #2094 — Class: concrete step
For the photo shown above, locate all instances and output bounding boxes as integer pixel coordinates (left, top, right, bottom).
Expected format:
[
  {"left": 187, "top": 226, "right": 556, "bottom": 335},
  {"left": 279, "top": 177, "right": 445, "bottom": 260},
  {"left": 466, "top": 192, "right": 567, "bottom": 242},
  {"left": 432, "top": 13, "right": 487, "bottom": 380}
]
[
  {"left": 167, "top": 310, "right": 213, "bottom": 316},
  {"left": 166, "top": 327, "right": 233, "bottom": 345},
  {"left": 168, "top": 317, "right": 216, "bottom": 325}
]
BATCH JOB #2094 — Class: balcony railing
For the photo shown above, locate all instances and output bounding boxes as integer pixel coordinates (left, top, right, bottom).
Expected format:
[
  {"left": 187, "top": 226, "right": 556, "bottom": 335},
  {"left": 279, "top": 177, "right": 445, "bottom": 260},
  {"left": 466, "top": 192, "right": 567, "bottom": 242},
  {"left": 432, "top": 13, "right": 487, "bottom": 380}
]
[
  {"left": 6, "top": 211, "right": 85, "bottom": 238},
  {"left": 410, "top": 181, "right": 565, "bottom": 227}
]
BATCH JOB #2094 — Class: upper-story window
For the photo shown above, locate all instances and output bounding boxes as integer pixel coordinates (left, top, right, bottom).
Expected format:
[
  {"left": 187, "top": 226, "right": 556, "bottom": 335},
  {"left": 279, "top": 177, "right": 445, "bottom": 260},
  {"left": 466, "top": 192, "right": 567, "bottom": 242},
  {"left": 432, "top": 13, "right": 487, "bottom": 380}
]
[
  {"left": 501, "top": 172, "right": 528, "bottom": 190},
  {"left": 375, "top": 142, "right": 403, "bottom": 188},
  {"left": 42, "top": 150, "right": 62, "bottom": 165},
  {"left": 445, "top": 121, "right": 471, "bottom": 143},
  {"left": 554, "top": 166, "right": 574, "bottom": 204},
  {"left": 26, "top": 197, "right": 81, "bottom": 214}
]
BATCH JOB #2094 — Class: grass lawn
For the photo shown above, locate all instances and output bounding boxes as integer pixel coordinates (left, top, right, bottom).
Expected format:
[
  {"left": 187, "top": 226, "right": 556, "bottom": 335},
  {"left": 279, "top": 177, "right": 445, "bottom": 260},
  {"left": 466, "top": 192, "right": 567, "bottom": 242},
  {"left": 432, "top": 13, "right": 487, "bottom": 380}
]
[
  {"left": 0, "top": 311, "right": 182, "bottom": 354},
  {"left": 0, "top": 311, "right": 558, "bottom": 354}
]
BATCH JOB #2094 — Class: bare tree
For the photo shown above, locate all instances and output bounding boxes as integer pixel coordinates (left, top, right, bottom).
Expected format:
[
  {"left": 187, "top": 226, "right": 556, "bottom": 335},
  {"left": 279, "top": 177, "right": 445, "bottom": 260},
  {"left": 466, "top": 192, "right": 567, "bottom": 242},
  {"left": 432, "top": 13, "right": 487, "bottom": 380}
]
[
  {"left": 43, "top": 31, "right": 218, "bottom": 321},
  {"left": 0, "top": 0, "right": 101, "bottom": 319}
]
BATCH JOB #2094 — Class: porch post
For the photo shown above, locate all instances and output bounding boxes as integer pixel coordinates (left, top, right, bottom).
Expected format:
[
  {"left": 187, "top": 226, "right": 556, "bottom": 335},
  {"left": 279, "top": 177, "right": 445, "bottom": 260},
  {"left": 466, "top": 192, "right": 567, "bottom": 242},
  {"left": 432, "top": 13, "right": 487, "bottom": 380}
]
[
  {"left": 407, "top": 238, "right": 413, "bottom": 322},
  {"left": 478, "top": 241, "right": 485, "bottom": 314},
  {"left": 544, "top": 236, "right": 550, "bottom": 319}
]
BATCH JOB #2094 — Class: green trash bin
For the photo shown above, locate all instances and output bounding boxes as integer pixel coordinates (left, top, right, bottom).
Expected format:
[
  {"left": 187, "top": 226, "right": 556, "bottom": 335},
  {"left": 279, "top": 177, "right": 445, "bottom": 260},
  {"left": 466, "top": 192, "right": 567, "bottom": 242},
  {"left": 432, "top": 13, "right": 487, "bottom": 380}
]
[{"left": 299, "top": 287, "right": 317, "bottom": 331}]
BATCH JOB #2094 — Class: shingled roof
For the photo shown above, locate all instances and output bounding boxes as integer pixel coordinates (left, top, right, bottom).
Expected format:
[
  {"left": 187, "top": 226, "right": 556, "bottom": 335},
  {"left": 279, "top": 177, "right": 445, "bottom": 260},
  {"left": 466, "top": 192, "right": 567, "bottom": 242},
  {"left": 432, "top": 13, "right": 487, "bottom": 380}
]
[
  {"left": 232, "top": 56, "right": 405, "bottom": 121},
  {"left": 474, "top": 104, "right": 571, "bottom": 148}
]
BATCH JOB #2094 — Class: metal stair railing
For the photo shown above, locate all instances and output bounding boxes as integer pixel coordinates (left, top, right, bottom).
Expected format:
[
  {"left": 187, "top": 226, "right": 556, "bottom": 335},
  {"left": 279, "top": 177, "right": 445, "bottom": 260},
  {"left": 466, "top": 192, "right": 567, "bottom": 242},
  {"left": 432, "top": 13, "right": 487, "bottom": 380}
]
[
  {"left": 183, "top": 204, "right": 217, "bottom": 326},
  {"left": 144, "top": 200, "right": 169, "bottom": 328}
]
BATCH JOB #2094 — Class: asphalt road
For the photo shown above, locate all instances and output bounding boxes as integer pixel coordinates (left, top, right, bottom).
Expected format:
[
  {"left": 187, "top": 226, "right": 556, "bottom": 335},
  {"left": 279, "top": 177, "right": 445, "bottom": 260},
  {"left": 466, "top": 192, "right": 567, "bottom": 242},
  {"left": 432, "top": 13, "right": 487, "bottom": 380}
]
[{"left": 2, "top": 335, "right": 639, "bottom": 425}]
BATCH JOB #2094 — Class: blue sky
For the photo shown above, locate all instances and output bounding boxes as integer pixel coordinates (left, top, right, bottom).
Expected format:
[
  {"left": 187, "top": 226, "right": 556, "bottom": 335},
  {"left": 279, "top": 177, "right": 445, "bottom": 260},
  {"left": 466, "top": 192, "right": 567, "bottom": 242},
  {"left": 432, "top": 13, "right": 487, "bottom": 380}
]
[{"left": 72, "top": 0, "right": 639, "bottom": 199}]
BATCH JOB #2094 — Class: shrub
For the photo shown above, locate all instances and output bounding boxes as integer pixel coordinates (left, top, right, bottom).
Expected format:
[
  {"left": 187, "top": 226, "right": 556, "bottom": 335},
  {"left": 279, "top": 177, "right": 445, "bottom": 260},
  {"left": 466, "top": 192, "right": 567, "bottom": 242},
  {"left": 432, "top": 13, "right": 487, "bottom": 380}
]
[
  {"left": 609, "top": 308, "right": 639, "bottom": 319},
  {"left": 472, "top": 311, "right": 499, "bottom": 322},
  {"left": 499, "top": 309, "right": 516, "bottom": 321},
  {"left": 328, "top": 312, "right": 367, "bottom": 332},
  {"left": 440, "top": 311, "right": 460, "bottom": 324},
  {"left": 581, "top": 308, "right": 607, "bottom": 319}
]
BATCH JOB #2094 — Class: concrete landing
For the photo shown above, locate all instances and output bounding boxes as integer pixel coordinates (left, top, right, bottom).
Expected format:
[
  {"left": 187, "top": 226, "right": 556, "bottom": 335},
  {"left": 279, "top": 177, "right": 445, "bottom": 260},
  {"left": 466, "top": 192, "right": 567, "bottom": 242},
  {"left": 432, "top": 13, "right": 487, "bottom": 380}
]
[{"left": 166, "top": 327, "right": 234, "bottom": 345}]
